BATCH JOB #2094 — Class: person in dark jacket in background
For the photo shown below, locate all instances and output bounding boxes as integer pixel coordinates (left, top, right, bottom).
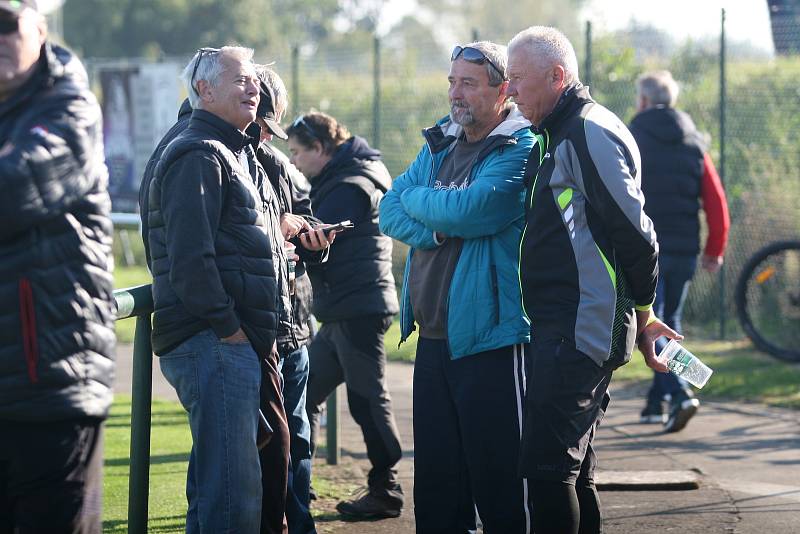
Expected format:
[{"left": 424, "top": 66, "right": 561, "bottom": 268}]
[
  {"left": 0, "top": 1, "right": 114, "bottom": 531},
  {"left": 146, "top": 46, "right": 281, "bottom": 533},
  {"left": 254, "top": 65, "right": 332, "bottom": 534},
  {"left": 286, "top": 112, "right": 403, "bottom": 520},
  {"left": 630, "top": 70, "right": 730, "bottom": 432}
]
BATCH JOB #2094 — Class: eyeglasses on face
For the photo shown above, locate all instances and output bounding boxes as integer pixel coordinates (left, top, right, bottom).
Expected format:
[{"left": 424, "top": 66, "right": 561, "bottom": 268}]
[
  {"left": 190, "top": 47, "right": 221, "bottom": 96},
  {"left": 451, "top": 45, "right": 506, "bottom": 80}
]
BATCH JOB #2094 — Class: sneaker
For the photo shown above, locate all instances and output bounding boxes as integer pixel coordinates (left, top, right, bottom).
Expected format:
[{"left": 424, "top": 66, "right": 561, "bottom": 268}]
[
  {"left": 336, "top": 487, "right": 402, "bottom": 520},
  {"left": 664, "top": 396, "right": 700, "bottom": 433},
  {"left": 640, "top": 401, "right": 666, "bottom": 424}
]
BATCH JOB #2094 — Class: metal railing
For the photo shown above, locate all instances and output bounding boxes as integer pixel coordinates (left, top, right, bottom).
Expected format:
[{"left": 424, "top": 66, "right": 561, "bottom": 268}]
[
  {"left": 113, "top": 284, "right": 153, "bottom": 534},
  {"left": 113, "top": 283, "right": 340, "bottom": 531}
]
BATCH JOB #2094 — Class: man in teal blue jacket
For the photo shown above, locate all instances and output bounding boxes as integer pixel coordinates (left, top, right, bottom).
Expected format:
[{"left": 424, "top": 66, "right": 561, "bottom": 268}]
[{"left": 379, "top": 41, "right": 535, "bottom": 533}]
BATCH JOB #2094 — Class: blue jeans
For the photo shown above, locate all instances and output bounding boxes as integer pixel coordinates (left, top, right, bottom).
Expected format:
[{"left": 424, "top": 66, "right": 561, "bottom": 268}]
[
  {"left": 160, "top": 329, "right": 263, "bottom": 533},
  {"left": 648, "top": 254, "right": 697, "bottom": 404},
  {"left": 279, "top": 345, "right": 315, "bottom": 534}
]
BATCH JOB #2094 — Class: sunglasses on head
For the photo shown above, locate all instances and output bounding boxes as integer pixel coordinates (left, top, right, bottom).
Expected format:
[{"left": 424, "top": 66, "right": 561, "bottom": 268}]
[
  {"left": 290, "top": 115, "right": 318, "bottom": 142},
  {"left": 190, "top": 47, "right": 221, "bottom": 96},
  {"left": 0, "top": 17, "right": 19, "bottom": 35},
  {"left": 451, "top": 45, "right": 506, "bottom": 80}
]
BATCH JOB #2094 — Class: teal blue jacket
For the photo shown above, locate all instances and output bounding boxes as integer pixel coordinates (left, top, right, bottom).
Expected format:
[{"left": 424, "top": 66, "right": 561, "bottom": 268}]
[{"left": 379, "top": 108, "right": 535, "bottom": 358}]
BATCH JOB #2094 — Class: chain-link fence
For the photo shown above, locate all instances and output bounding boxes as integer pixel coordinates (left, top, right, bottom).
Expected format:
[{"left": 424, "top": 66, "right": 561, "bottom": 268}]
[
  {"left": 584, "top": 12, "right": 800, "bottom": 339},
  {"left": 90, "top": 7, "right": 800, "bottom": 342}
]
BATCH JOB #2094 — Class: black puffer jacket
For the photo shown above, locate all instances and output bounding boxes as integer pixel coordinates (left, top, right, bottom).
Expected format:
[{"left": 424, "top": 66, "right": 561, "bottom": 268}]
[
  {"left": 139, "top": 98, "right": 192, "bottom": 267},
  {"left": 307, "top": 137, "right": 399, "bottom": 322},
  {"left": 147, "top": 110, "right": 281, "bottom": 357},
  {"left": 0, "top": 44, "right": 115, "bottom": 422},
  {"left": 629, "top": 107, "right": 706, "bottom": 255}
]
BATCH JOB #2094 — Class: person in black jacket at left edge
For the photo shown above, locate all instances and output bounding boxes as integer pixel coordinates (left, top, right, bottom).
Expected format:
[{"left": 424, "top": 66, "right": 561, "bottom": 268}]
[{"left": 0, "top": 1, "right": 115, "bottom": 532}]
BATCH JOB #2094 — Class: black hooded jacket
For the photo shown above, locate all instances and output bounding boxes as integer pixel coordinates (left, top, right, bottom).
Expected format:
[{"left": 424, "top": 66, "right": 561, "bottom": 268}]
[
  {"left": 629, "top": 107, "right": 706, "bottom": 255},
  {"left": 0, "top": 44, "right": 115, "bottom": 421},
  {"left": 306, "top": 136, "right": 399, "bottom": 322}
]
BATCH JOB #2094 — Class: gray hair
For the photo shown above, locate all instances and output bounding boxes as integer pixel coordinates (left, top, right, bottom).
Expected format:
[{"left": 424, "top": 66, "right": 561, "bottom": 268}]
[
  {"left": 181, "top": 46, "right": 255, "bottom": 108},
  {"left": 637, "top": 70, "right": 680, "bottom": 108},
  {"left": 454, "top": 41, "right": 508, "bottom": 87},
  {"left": 255, "top": 65, "right": 289, "bottom": 120},
  {"left": 508, "top": 26, "right": 580, "bottom": 86}
]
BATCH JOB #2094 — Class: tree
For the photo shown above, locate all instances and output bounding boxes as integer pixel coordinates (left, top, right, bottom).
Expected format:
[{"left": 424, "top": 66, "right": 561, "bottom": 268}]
[{"left": 63, "top": 0, "right": 341, "bottom": 59}]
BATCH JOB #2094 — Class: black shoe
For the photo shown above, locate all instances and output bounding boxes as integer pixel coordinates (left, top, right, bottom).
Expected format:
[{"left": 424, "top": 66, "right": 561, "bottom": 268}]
[
  {"left": 640, "top": 401, "right": 666, "bottom": 424},
  {"left": 664, "top": 394, "right": 700, "bottom": 433},
  {"left": 336, "top": 487, "right": 403, "bottom": 520}
]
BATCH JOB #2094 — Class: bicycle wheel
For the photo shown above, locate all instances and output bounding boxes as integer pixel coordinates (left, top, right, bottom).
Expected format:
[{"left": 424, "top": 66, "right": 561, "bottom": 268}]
[{"left": 735, "top": 240, "right": 800, "bottom": 362}]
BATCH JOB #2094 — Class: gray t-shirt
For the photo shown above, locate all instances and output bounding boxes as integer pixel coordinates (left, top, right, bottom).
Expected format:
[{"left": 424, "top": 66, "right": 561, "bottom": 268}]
[{"left": 409, "top": 135, "right": 486, "bottom": 339}]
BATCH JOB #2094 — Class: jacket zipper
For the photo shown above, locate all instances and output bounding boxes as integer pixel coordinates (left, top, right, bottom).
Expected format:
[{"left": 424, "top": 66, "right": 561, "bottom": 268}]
[
  {"left": 19, "top": 278, "right": 39, "bottom": 383},
  {"left": 518, "top": 130, "right": 550, "bottom": 321}
]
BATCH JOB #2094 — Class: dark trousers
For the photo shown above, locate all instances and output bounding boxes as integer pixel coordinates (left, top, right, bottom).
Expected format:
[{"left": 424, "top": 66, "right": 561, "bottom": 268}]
[
  {"left": 260, "top": 349, "right": 291, "bottom": 534},
  {"left": 306, "top": 315, "right": 403, "bottom": 494},
  {"left": 520, "top": 338, "right": 611, "bottom": 534},
  {"left": 413, "top": 338, "right": 532, "bottom": 534},
  {"left": 0, "top": 419, "right": 103, "bottom": 534},
  {"left": 647, "top": 253, "right": 697, "bottom": 403}
]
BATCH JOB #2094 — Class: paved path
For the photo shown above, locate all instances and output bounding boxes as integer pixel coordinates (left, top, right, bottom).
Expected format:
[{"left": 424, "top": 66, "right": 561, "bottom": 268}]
[{"left": 115, "top": 345, "right": 800, "bottom": 533}]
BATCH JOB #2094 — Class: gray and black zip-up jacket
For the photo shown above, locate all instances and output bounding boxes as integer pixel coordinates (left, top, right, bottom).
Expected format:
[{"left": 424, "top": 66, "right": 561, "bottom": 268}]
[{"left": 519, "top": 85, "right": 659, "bottom": 369}]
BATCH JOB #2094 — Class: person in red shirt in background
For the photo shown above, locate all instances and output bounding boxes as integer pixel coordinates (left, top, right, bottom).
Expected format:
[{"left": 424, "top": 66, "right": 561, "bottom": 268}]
[{"left": 630, "top": 70, "right": 730, "bottom": 433}]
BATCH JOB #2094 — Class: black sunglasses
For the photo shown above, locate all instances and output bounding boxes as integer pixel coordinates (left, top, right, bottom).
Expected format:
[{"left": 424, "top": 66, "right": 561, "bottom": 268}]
[
  {"left": 451, "top": 45, "right": 506, "bottom": 80},
  {"left": 290, "top": 116, "right": 319, "bottom": 142},
  {"left": 190, "top": 47, "right": 221, "bottom": 96},
  {"left": 0, "top": 17, "right": 19, "bottom": 35}
]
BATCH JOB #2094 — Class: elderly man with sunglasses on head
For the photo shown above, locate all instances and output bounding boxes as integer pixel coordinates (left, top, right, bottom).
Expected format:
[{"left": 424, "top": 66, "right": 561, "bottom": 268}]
[
  {"left": 144, "top": 46, "right": 284, "bottom": 533},
  {"left": 0, "top": 1, "right": 114, "bottom": 531},
  {"left": 379, "top": 41, "right": 535, "bottom": 533}
]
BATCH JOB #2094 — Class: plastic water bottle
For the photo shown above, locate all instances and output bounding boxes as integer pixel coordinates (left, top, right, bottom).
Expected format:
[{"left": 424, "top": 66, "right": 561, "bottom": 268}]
[{"left": 658, "top": 339, "right": 714, "bottom": 389}]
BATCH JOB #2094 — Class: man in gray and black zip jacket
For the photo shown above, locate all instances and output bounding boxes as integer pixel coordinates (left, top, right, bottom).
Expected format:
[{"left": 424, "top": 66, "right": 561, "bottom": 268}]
[{"left": 507, "top": 27, "right": 680, "bottom": 534}]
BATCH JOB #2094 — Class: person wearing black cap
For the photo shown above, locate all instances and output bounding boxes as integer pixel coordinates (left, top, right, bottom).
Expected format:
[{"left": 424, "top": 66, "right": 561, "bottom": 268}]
[
  {"left": 253, "top": 65, "right": 333, "bottom": 534},
  {"left": 0, "top": 0, "right": 114, "bottom": 532}
]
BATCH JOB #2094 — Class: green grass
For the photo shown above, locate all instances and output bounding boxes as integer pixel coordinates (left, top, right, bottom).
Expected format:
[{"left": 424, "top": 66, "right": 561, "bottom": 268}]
[
  {"left": 615, "top": 338, "right": 800, "bottom": 408},
  {"left": 103, "top": 396, "right": 359, "bottom": 532},
  {"left": 103, "top": 395, "right": 190, "bottom": 533}
]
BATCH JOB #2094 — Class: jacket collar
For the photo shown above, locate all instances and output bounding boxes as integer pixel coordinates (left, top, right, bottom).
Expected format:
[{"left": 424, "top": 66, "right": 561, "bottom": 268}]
[
  {"left": 533, "top": 83, "right": 593, "bottom": 134},
  {"left": 187, "top": 109, "right": 256, "bottom": 152},
  {"left": 423, "top": 104, "right": 531, "bottom": 154},
  {"left": 0, "top": 43, "right": 60, "bottom": 117}
]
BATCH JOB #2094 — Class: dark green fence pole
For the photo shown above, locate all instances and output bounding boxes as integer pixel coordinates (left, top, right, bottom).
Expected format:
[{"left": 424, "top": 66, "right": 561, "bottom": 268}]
[
  {"left": 719, "top": 8, "right": 727, "bottom": 340},
  {"left": 128, "top": 314, "right": 153, "bottom": 534},
  {"left": 584, "top": 20, "right": 592, "bottom": 88},
  {"left": 292, "top": 45, "right": 300, "bottom": 118},
  {"left": 373, "top": 35, "right": 381, "bottom": 150},
  {"left": 471, "top": 28, "right": 479, "bottom": 42},
  {"left": 326, "top": 387, "right": 340, "bottom": 465},
  {"left": 114, "top": 284, "right": 154, "bottom": 534}
]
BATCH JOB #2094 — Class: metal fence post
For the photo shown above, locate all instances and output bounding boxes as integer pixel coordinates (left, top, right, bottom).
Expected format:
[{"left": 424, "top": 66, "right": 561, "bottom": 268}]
[
  {"left": 373, "top": 35, "right": 381, "bottom": 150},
  {"left": 326, "top": 387, "right": 340, "bottom": 465},
  {"left": 128, "top": 314, "right": 153, "bottom": 534},
  {"left": 292, "top": 44, "right": 300, "bottom": 118},
  {"left": 115, "top": 284, "right": 154, "bottom": 533},
  {"left": 584, "top": 20, "right": 592, "bottom": 88},
  {"left": 718, "top": 8, "right": 727, "bottom": 340}
]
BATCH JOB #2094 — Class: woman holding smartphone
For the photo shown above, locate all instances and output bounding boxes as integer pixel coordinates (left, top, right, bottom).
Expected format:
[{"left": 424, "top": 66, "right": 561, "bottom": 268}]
[{"left": 286, "top": 112, "right": 403, "bottom": 521}]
